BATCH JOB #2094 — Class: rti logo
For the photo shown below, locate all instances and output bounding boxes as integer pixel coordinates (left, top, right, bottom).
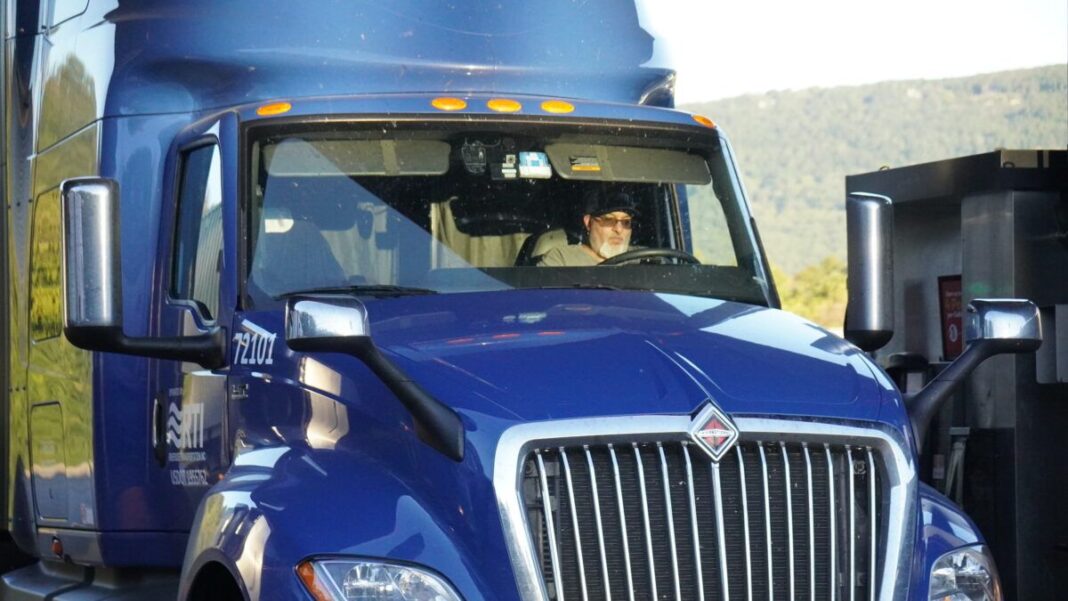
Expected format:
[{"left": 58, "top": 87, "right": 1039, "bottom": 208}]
[
  {"left": 689, "top": 402, "right": 739, "bottom": 462},
  {"left": 166, "top": 402, "right": 208, "bottom": 487},
  {"left": 167, "top": 402, "right": 204, "bottom": 450}
]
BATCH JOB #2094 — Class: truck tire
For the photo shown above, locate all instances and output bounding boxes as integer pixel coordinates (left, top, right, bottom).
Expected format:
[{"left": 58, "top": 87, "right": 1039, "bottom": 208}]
[
  {"left": 0, "top": 532, "right": 34, "bottom": 574},
  {"left": 187, "top": 562, "right": 244, "bottom": 601}
]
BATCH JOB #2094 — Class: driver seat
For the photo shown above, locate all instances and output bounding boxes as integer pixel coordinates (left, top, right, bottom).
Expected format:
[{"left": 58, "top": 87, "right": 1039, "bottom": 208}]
[
  {"left": 252, "top": 217, "right": 346, "bottom": 295},
  {"left": 514, "top": 228, "right": 579, "bottom": 266}
]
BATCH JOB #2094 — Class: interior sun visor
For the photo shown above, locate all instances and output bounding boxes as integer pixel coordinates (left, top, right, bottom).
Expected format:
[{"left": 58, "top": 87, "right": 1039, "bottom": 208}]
[
  {"left": 545, "top": 144, "right": 711, "bottom": 184},
  {"left": 264, "top": 138, "right": 450, "bottom": 176}
]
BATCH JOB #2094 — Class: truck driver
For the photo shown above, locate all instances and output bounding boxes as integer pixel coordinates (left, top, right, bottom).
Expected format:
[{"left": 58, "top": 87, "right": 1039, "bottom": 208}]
[{"left": 537, "top": 188, "right": 638, "bottom": 266}]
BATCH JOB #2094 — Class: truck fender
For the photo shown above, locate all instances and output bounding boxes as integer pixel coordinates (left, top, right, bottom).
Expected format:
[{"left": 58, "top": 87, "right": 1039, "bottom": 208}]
[
  {"left": 177, "top": 444, "right": 489, "bottom": 601},
  {"left": 909, "top": 483, "right": 984, "bottom": 600}
]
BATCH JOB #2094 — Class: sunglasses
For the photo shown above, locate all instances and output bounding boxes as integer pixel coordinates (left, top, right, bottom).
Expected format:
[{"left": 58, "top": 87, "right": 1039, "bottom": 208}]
[{"left": 592, "top": 215, "right": 634, "bottom": 229}]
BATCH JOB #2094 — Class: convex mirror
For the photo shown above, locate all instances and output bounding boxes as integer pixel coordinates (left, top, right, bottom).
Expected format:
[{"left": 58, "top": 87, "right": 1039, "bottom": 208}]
[
  {"left": 844, "top": 193, "right": 894, "bottom": 352},
  {"left": 285, "top": 295, "right": 464, "bottom": 461},
  {"left": 965, "top": 298, "right": 1042, "bottom": 352},
  {"left": 61, "top": 177, "right": 225, "bottom": 368}
]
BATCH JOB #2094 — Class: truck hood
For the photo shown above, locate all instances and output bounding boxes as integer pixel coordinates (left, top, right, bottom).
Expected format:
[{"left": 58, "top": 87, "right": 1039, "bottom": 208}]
[
  {"left": 355, "top": 289, "right": 884, "bottom": 423},
  {"left": 226, "top": 289, "right": 905, "bottom": 598}
]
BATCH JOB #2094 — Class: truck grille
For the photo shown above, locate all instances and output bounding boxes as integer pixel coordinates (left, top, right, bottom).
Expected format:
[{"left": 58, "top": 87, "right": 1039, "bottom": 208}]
[{"left": 522, "top": 440, "right": 879, "bottom": 601}]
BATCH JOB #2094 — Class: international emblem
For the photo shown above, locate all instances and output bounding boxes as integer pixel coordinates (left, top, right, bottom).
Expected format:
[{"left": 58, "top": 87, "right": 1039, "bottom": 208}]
[{"left": 689, "top": 402, "right": 739, "bottom": 462}]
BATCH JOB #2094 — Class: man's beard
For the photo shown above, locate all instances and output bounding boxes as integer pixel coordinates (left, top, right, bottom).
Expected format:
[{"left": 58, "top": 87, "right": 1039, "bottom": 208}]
[{"left": 595, "top": 240, "right": 627, "bottom": 259}]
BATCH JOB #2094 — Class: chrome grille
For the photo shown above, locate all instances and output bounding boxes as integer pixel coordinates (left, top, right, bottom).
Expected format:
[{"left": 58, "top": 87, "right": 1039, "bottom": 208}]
[{"left": 522, "top": 440, "right": 880, "bottom": 601}]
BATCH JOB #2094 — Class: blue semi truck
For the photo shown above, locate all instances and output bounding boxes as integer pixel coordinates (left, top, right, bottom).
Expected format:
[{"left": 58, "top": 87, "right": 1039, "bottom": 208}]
[{"left": 0, "top": 2, "right": 1043, "bottom": 600}]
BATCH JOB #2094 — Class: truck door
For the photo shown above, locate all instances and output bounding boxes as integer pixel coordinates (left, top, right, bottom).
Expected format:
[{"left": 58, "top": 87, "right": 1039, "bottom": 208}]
[{"left": 150, "top": 116, "right": 237, "bottom": 525}]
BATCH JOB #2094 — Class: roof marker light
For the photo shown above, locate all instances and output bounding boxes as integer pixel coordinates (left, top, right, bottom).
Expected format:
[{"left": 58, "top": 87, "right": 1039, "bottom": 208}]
[
  {"left": 432, "top": 97, "right": 467, "bottom": 111},
  {"left": 692, "top": 114, "right": 715, "bottom": 128},
  {"left": 257, "top": 102, "right": 292, "bottom": 116},
  {"left": 487, "top": 98, "right": 522, "bottom": 113},
  {"left": 540, "top": 100, "right": 575, "bottom": 114}
]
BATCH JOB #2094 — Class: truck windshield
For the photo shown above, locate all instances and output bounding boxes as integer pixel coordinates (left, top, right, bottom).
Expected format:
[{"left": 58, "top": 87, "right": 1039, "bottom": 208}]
[{"left": 245, "top": 122, "right": 770, "bottom": 307}]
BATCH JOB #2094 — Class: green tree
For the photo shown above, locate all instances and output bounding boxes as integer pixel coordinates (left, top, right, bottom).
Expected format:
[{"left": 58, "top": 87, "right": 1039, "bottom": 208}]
[
  {"left": 684, "top": 64, "right": 1068, "bottom": 275},
  {"left": 777, "top": 256, "right": 848, "bottom": 329}
]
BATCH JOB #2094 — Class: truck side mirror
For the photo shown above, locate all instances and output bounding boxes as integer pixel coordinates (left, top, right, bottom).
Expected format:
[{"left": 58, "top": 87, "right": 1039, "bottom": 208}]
[
  {"left": 286, "top": 295, "right": 465, "bottom": 461},
  {"left": 908, "top": 299, "right": 1041, "bottom": 449},
  {"left": 844, "top": 193, "right": 895, "bottom": 352},
  {"left": 62, "top": 178, "right": 124, "bottom": 336},
  {"left": 61, "top": 177, "right": 225, "bottom": 368},
  {"left": 285, "top": 295, "right": 373, "bottom": 351},
  {"left": 965, "top": 298, "right": 1042, "bottom": 353}
]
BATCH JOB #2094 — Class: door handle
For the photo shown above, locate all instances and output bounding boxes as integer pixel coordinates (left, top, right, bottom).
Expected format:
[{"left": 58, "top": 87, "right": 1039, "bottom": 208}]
[{"left": 152, "top": 397, "right": 167, "bottom": 466}]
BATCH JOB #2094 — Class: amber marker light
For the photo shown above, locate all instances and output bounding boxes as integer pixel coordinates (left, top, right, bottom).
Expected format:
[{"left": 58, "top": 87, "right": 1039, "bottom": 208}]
[
  {"left": 487, "top": 98, "right": 522, "bottom": 113},
  {"left": 692, "top": 114, "right": 715, "bottom": 128},
  {"left": 297, "top": 561, "right": 333, "bottom": 601},
  {"left": 256, "top": 101, "right": 292, "bottom": 116},
  {"left": 540, "top": 99, "right": 575, "bottom": 114},
  {"left": 431, "top": 97, "right": 467, "bottom": 111}
]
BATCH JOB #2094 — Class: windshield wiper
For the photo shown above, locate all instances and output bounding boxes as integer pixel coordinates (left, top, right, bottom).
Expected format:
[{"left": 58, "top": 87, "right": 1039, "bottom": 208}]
[
  {"left": 278, "top": 285, "right": 439, "bottom": 298},
  {"left": 533, "top": 284, "right": 627, "bottom": 292}
]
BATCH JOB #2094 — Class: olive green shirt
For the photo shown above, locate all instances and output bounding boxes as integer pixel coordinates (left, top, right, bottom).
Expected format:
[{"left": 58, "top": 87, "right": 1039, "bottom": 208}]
[{"left": 537, "top": 244, "right": 601, "bottom": 266}]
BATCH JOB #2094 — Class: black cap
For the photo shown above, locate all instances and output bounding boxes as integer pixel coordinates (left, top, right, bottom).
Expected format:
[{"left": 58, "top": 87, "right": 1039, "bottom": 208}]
[{"left": 584, "top": 188, "right": 640, "bottom": 217}]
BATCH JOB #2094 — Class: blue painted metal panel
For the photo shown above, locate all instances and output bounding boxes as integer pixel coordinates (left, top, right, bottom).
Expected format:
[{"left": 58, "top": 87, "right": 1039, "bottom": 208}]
[
  {"left": 908, "top": 483, "right": 985, "bottom": 601},
  {"left": 75, "top": 109, "right": 242, "bottom": 551},
  {"left": 371, "top": 291, "right": 887, "bottom": 421},
  {"left": 90, "top": 0, "right": 674, "bottom": 117},
  {"left": 181, "top": 441, "right": 507, "bottom": 600},
  {"left": 89, "top": 113, "right": 191, "bottom": 539},
  {"left": 236, "top": 291, "right": 892, "bottom": 426},
  {"left": 184, "top": 287, "right": 915, "bottom": 599}
]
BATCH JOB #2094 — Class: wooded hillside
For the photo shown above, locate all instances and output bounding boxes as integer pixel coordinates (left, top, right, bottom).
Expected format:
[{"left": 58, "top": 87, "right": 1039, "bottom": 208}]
[{"left": 683, "top": 64, "right": 1067, "bottom": 325}]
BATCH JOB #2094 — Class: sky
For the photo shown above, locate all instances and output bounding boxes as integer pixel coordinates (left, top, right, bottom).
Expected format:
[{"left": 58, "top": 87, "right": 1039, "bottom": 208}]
[{"left": 636, "top": 0, "right": 1068, "bottom": 104}]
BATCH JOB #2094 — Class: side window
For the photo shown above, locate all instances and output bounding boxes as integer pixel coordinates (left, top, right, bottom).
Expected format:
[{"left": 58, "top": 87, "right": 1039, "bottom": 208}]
[
  {"left": 29, "top": 189, "right": 63, "bottom": 341},
  {"left": 172, "top": 143, "right": 223, "bottom": 320}
]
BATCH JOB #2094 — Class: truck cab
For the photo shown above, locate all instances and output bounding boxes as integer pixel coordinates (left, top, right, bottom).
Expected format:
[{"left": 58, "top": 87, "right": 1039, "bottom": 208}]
[
  {"left": 2, "top": 2, "right": 1028, "bottom": 600},
  {"left": 30, "top": 94, "right": 918, "bottom": 601}
]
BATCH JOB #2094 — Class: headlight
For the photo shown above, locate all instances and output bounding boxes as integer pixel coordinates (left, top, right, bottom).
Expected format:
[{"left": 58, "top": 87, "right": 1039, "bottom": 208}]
[
  {"left": 298, "top": 559, "right": 463, "bottom": 601},
  {"left": 928, "top": 545, "right": 1002, "bottom": 601}
]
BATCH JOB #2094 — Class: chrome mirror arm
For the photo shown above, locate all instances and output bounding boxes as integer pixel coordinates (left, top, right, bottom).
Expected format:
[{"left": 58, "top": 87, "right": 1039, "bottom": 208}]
[{"left": 909, "top": 299, "right": 1041, "bottom": 449}]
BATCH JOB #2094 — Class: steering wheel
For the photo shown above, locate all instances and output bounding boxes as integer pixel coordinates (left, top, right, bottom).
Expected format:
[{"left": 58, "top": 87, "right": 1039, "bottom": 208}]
[{"left": 599, "top": 248, "right": 701, "bottom": 266}]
